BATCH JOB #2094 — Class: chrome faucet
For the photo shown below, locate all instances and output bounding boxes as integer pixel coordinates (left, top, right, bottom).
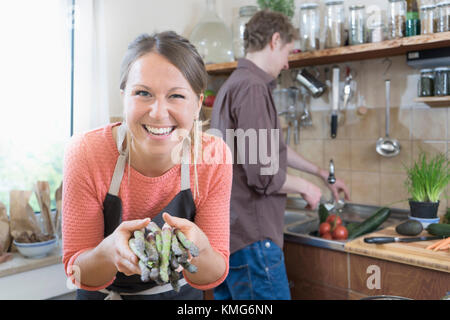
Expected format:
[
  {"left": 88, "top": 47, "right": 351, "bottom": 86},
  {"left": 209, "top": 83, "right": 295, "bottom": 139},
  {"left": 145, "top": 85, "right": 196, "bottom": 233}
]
[
  {"left": 328, "top": 159, "right": 336, "bottom": 184},
  {"left": 323, "top": 159, "right": 344, "bottom": 211}
]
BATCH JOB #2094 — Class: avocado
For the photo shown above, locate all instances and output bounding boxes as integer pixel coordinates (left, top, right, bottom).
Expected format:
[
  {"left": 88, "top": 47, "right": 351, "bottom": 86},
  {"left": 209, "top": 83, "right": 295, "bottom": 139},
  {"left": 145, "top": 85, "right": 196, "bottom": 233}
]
[{"left": 395, "top": 219, "right": 423, "bottom": 236}]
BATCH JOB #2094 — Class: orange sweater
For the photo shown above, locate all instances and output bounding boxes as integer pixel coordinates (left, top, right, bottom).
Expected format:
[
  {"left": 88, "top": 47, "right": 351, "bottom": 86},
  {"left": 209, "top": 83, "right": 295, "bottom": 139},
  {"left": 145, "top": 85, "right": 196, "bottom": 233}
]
[{"left": 62, "top": 123, "right": 232, "bottom": 291}]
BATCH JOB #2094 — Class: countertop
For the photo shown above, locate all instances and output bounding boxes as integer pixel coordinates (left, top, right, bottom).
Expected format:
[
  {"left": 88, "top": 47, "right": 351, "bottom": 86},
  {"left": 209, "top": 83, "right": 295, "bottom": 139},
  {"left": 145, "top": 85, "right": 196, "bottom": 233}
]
[
  {"left": 345, "top": 226, "right": 450, "bottom": 273},
  {"left": 0, "top": 241, "right": 62, "bottom": 278}
]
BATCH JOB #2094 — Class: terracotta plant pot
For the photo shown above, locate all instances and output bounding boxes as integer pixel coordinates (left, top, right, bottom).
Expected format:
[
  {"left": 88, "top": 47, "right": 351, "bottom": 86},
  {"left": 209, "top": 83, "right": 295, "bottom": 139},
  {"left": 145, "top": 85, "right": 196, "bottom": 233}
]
[{"left": 408, "top": 199, "right": 439, "bottom": 219}]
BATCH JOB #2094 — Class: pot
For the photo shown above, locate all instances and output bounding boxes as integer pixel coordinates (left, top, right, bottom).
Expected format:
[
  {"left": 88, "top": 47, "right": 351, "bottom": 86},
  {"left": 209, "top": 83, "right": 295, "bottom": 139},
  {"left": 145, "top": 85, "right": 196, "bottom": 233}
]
[{"left": 409, "top": 199, "right": 440, "bottom": 219}]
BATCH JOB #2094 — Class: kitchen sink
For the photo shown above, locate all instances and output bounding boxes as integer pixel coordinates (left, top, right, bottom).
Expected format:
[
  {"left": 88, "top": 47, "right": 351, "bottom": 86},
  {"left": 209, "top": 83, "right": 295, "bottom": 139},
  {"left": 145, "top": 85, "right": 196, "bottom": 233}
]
[{"left": 283, "top": 198, "right": 410, "bottom": 252}]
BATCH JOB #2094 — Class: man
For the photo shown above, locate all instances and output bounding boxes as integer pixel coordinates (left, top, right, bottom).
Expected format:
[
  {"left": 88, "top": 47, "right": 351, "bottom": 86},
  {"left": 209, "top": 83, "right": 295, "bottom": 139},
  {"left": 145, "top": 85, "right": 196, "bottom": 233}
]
[{"left": 210, "top": 10, "right": 350, "bottom": 300}]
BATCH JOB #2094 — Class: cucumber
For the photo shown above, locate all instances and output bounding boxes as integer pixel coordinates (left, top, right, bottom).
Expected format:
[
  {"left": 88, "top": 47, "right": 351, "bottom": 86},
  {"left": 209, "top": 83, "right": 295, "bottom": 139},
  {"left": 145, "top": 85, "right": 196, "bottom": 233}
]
[
  {"left": 318, "top": 204, "right": 329, "bottom": 224},
  {"left": 395, "top": 219, "right": 423, "bottom": 236},
  {"left": 426, "top": 223, "right": 450, "bottom": 237},
  {"left": 347, "top": 207, "right": 391, "bottom": 240}
]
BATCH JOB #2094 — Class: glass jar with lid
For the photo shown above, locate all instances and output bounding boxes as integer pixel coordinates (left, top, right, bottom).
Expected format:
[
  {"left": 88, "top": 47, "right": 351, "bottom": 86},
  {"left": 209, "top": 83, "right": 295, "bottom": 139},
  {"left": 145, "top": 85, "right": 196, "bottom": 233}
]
[
  {"left": 349, "top": 5, "right": 366, "bottom": 45},
  {"left": 434, "top": 67, "right": 450, "bottom": 96},
  {"left": 388, "top": 0, "right": 407, "bottom": 39},
  {"left": 189, "top": 0, "right": 234, "bottom": 64},
  {"left": 299, "top": 3, "right": 320, "bottom": 51},
  {"left": 418, "top": 69, "right": 434, "bottom": 97},
  {"left": 324, "top": 0, "right": 345, "bottom": 48},
  {"left": 232, "top": 5, "right": 258, "bottom": 59},
  {"left": 420, "top": 4, "right": 437, "bottom": 34},
  {"left": 436, "top": 1, "right": 450, "bottom": 32}
]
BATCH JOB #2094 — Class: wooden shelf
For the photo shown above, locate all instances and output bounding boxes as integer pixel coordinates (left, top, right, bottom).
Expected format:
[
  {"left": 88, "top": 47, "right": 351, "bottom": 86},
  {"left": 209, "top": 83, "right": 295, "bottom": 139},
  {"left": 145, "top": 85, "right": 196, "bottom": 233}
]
[
  {"left": 205, "top": 32, "right": 450, "bottom": 75},
  {"left": 414, "top": 96, "right": 450, "bottom": 107}
]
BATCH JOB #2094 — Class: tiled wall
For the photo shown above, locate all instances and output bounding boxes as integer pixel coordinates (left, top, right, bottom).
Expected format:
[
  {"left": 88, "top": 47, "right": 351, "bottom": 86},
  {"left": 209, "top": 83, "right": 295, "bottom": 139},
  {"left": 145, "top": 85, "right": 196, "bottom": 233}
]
[{"left": 282, "top": 56, "right": 449, "bottom": 218}]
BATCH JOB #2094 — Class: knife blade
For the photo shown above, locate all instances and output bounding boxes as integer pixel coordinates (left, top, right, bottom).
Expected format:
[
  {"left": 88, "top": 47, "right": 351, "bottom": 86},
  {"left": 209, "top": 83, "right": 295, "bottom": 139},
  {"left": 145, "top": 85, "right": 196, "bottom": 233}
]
[{"left": 364, "top": 236, "right": 443, "bottom": 244}]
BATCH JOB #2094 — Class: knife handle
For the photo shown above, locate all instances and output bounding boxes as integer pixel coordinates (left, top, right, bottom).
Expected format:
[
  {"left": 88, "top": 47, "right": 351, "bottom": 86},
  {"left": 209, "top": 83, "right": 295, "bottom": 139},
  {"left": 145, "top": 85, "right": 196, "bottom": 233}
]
[
  {"left": 331, "top": 114, "right": 338, "bottom": 139},
  {"left": 364, "top": 237, "right": 396, "bottom": 244}
]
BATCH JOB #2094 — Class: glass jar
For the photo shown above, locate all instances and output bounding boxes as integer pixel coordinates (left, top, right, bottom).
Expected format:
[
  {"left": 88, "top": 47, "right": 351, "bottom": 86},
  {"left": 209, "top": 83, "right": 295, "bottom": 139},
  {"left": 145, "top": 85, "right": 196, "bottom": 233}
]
[
  {"left": 368, "top": 23, "right": 386, "bottom": 42},
  {"left": 418, "top": 68, "right": 434, "bottom": 97},
  {"left": 232, "top": 5, "right": 258, "bottom": 59},
  {"left": 349, "top": 5, "right": 366, "bottom": 45},
  {"left": 189, "top": 0, "right": 234, "bottom": 64},
  {"left": 299, "top": 3, "right": 320, "bottom": 51},
  {"left": 406, "top": 0, "right": 420, "bottom": 36},
  {"left": 436, "top": 1, "right": 450, "bottom": 32},
  {"left": 434, "top": 67, "right": 450, "bottom": 96},
  {"left": 420, "top": 4, "right": 437, "bottom": 34},
  {"left": 388, "top": 0, "right": 407, "bottom": 39},
  {"left": 324, "top": 0, "right": 345, "bottom": 48}
]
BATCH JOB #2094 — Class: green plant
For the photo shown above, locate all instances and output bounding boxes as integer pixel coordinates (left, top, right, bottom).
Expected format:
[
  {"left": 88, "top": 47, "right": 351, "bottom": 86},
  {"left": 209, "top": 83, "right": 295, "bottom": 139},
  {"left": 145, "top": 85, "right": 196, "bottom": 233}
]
[
  {"left": 404, "top": 152, "right": 450, "bottom": 203},
  {"left": 257, "top": 0, "right": 295, "bottom": 19}
]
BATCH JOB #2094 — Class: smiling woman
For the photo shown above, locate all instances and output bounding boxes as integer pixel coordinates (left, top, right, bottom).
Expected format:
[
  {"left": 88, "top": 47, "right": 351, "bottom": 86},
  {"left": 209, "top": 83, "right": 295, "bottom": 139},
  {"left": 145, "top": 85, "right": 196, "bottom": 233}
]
[{"left": 62, "top": 31, "right": 232, "bottom": 300}]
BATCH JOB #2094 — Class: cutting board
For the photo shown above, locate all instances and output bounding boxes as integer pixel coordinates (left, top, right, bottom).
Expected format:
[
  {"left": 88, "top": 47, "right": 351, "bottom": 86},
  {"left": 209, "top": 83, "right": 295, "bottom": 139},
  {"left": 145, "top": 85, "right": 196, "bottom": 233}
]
[{"left": 344, "top": 226, "right": 450, "bottom": 273}]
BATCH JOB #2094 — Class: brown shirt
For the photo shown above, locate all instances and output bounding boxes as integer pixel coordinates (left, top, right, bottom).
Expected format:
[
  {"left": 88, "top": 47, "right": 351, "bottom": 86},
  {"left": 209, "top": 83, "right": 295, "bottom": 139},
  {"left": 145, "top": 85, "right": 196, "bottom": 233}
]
[{"left": 210, "top": 58, "right": 287, "bottom": 254}]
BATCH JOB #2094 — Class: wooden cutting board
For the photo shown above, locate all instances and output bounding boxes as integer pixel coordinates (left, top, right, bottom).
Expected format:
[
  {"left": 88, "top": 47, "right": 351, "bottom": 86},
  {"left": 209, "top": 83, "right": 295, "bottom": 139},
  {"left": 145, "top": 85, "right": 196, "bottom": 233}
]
[{"left": 344, "top": 226, "right": 450, "bottom": 273}]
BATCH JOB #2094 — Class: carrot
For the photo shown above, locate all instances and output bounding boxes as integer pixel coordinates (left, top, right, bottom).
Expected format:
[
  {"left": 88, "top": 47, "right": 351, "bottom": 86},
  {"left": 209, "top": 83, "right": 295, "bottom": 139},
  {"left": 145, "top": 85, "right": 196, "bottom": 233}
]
[{"left": 426, "top": 237, "right": 450, "bottom": 251}]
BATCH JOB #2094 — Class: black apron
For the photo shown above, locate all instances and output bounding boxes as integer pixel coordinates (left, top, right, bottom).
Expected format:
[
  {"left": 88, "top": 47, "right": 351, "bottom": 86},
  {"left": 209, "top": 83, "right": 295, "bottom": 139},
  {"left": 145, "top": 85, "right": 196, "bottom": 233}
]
[{"left": 76, "top": 123, "right": 202, "bottom": 300}]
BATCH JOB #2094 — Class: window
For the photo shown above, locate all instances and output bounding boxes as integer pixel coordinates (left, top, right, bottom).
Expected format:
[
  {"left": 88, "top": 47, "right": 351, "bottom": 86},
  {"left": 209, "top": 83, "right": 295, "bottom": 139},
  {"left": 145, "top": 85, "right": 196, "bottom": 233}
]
[{"left": 0, "top": 0, "right": 72, "bottom": 211}]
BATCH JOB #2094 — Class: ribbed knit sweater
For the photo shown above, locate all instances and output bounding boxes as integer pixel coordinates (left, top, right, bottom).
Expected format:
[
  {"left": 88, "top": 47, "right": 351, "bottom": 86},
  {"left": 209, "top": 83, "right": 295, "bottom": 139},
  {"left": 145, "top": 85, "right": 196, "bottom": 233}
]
[{"left": 62, "top": 122, "right": 232, "bottom": 291}]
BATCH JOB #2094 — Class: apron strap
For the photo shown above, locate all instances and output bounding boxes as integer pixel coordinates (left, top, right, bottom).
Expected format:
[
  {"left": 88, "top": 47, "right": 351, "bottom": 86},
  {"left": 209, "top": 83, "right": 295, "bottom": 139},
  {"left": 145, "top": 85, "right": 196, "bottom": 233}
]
[
  {"left": 109, "top": 123, "right": 129, "bottom": 196},
  {"left": 109, "top": 123, "right": 191, "bottom": 195}
]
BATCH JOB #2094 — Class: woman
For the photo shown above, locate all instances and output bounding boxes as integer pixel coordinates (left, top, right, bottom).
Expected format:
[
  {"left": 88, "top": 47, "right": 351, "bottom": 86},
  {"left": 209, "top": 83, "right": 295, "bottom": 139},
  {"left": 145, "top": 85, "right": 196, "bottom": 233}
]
[{"left": 62, "top": 31, "right": 232, "bottom": 300}]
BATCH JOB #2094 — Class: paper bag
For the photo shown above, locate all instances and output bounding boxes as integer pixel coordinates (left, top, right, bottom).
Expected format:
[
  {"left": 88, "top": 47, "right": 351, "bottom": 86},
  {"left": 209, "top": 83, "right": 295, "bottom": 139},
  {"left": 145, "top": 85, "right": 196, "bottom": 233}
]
[
  {"left": 0, "top": 201, "right": 11, "bottom": 253},
  {"left": 34, "top": 181, "right": 55, "bottom": 236},
  {"left": 9, "top": 190, "right": 42, "bottom": 240}
]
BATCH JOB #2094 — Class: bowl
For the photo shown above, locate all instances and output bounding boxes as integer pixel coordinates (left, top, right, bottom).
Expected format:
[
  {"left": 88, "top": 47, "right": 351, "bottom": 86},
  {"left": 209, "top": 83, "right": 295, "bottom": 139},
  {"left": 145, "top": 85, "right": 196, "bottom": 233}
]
[
  {"left": 13, "top": 237, "right": 57, "bottom": 259},
  {"left": 408, "top": 215, "right": 440, "bottom": 228}
]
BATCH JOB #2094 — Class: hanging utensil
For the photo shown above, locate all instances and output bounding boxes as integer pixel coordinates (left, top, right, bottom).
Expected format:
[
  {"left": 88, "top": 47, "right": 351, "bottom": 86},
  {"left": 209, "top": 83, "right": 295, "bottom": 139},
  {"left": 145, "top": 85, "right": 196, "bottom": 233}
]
[
  {"left": 376, "top": 80, "right": 401, "bottom": 157},
  {"left": 330, "top": 67, "right": 340, "bottom": 139}
]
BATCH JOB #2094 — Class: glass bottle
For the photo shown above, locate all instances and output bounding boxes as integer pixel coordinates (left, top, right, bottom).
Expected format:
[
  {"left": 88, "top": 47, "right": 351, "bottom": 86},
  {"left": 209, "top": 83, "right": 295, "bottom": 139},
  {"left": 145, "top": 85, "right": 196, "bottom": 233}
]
[
  {"left": 418, "top": 68, "right": 434, "bottom": 97},
  {"left": 324, "top": 0, "right": 345, "bottom": 48},
  {"left": 299, "top": 3, "right": 320, "bottom": 51},
  {"left": 388, "top": 0, "right": 407, "bottom": 39},
  {"left": 420, "top": 4, "right": 437, "bottom": 34},
  {"left": 349, "top": 5, "right": 366, "bottom": 45},
  {"left": 189, "top": 0, "right": 234, "bottom": 64},
  {"left": 232, "top": 5, "right": 258, "bottom": 60},
  {"left": 406, "top": 0, "right": 420, "bottom": 36},
  {"left": 436, "top": 1, "right": 450, "bottom": 32}
]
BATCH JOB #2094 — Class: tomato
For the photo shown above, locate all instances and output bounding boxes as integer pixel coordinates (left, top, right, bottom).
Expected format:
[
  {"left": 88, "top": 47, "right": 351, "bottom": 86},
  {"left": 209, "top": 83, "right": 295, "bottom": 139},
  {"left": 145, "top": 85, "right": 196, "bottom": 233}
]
[
  {"left": 319, "top": 222, "right": 331, "bottom": 235},
  {"left": 325, "top": 214, "right": 342, "bottom": 229},
  {"left": 321, "top": 232, "right": 333, "bottom": 240},
  {"left": 332, "top": 225, "right": 348, "bottom": 240}
]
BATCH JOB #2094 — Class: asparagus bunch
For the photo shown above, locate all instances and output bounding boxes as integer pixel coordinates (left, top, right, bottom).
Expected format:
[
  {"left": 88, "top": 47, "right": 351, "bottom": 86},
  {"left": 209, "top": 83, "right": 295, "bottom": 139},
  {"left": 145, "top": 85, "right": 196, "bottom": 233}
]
[{"left": 128, "top": 222, "right": 199, "bottom": 292}]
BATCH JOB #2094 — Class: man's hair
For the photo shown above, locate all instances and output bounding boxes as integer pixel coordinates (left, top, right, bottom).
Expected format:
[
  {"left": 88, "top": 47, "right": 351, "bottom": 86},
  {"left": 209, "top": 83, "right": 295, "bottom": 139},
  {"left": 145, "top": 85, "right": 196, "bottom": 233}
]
[{"left": 244, "top": 9, "right": 298, "bottom": 54}]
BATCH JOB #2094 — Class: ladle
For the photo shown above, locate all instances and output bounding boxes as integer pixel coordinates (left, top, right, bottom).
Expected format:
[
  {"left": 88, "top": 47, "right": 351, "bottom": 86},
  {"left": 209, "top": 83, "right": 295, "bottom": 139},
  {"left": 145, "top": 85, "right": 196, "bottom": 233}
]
[{"left": 376, "top": 80, "right": 401, "bottom": 157}]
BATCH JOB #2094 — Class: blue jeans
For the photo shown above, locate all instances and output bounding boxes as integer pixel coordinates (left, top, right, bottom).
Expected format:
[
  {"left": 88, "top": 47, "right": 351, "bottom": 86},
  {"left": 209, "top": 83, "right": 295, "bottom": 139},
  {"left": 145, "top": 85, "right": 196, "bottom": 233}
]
[{"left": 214, "top": 239, "right": 291, "bottom": 300}]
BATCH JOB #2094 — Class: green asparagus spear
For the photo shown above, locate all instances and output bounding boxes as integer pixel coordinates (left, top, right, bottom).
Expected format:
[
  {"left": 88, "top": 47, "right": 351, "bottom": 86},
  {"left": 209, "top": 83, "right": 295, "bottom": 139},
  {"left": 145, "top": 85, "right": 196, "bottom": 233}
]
[
  {"left": 149, "top": 267, "right": 160, "bottom": 282},
  {"left": 146, "top": 221, "right": 162, "bottom": 234},
  {"left": 180, "top": 261, "right": 198, "bottom": 273},
  {"left": 176, "top": 244, "right": 189, "bottom": 264},
  {"left": 144, "top": 235, "right": 159, "bottom": 262},
  {"left": 171, "top": 233, "right": 183, "bottom": 256},
  {"left": 169, "top": 269, "right": 180, "bottom": 292},
  {"left": 170, "top": 252, "right": 180, "bottom": 270},
  {"left": 139, "top": 260, "right": 151, "bottom": 282},
  {"left": 175, "top": 229, "right": 199, "bottom": 257},
  {"left": 129, "top": 238, "right": 149, "bottom": 263},
  {"left": 159, "top": 224, "right": 173, "bottom": 283}
]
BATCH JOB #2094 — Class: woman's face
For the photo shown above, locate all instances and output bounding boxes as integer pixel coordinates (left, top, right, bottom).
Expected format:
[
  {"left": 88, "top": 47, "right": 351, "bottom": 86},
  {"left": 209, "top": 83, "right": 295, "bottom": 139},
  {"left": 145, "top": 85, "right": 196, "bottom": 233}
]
[{"left": 122, "top": 52, "right": 202, "bottom": 158}]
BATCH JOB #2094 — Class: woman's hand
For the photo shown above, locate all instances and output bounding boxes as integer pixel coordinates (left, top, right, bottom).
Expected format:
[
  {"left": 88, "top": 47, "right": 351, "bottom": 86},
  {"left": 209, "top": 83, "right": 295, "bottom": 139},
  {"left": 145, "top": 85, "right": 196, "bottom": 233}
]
[
  {"left": 162, "top": 212, "right": 210, "bottom": 254},
  {"left": 99, "top": 218, "right": 150, "bottom": 276},
  {"left": 326, "top": 178, "right": 350, "bottom": 202}
]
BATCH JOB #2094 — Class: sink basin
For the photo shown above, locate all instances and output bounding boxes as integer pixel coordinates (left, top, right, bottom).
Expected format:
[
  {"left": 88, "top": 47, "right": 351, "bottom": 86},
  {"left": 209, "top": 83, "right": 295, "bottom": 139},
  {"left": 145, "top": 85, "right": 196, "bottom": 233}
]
[{"left": 283, "top": 199, "right": 410, "bottom": 252}]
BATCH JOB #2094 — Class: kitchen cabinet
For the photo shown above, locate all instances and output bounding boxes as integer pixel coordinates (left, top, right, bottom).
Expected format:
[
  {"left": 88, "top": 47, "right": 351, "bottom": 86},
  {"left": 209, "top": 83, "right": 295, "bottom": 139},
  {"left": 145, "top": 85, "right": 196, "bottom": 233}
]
[
  {"left": 205, "top": 32, "right": 450, "bottom": 75},
  {"left": 283, "top": 240, "right": 450, "bottom": 300}
]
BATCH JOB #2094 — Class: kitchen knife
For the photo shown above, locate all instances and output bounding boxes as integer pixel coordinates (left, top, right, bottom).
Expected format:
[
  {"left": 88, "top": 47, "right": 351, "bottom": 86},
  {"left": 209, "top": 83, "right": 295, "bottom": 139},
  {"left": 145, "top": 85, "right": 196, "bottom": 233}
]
[
  {"left": 364, "top": 236, "right": 443, "bottom": 244},
  {"left": 331, "top": 67, "right": 340, "bottom": 139}
]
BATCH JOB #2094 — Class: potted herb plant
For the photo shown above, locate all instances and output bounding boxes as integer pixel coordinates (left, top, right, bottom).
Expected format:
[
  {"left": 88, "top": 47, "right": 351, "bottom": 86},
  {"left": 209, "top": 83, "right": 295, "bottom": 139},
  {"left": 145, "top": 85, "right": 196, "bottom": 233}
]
[
  {"left": 257, "top": 0, "right": 295, "bottom": 19},
  {"left": 404, "top": 151, "right": 450, "bottom": 218}
]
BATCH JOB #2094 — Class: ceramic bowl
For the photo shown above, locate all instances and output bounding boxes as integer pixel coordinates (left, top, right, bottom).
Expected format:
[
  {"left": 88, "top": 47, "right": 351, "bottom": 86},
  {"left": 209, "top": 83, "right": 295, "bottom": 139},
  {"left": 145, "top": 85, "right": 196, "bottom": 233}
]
[
  {"left": 408, "top": 215, "right": 440, "bottom": 228},
  {"left": 13, "top": 237, "right": 57, "bottom": 259}
]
